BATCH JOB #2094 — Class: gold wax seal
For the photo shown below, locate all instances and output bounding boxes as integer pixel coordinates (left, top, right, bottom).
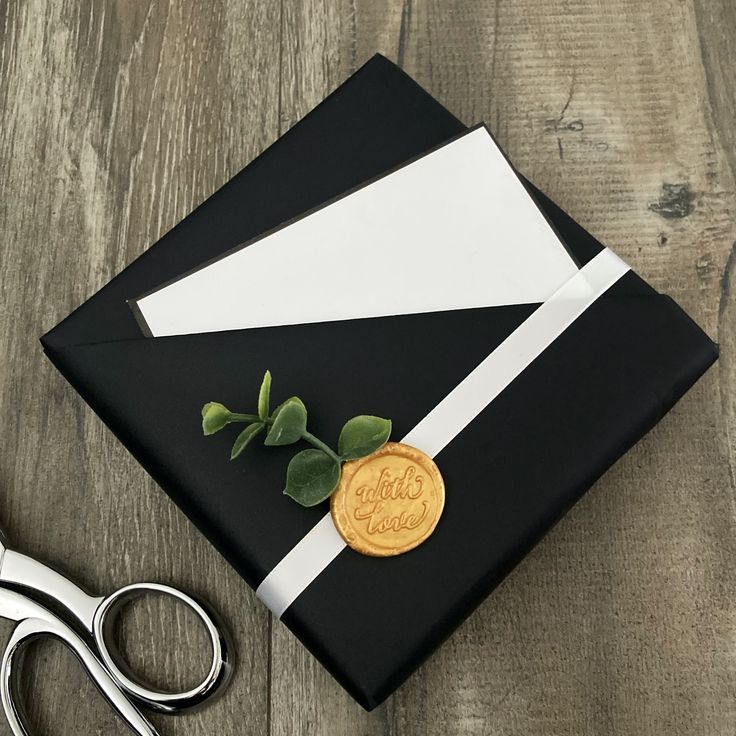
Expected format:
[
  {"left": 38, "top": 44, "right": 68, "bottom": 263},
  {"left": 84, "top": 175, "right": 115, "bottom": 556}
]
[{"left": 330, "top": 442, "right": 445, "bottom": 557}]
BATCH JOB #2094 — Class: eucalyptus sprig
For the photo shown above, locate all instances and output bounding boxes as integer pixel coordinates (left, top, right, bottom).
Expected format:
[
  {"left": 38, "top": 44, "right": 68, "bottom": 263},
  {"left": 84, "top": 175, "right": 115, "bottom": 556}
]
[{"left": 201, "top": 371, "right": 392, "bottom": 507}]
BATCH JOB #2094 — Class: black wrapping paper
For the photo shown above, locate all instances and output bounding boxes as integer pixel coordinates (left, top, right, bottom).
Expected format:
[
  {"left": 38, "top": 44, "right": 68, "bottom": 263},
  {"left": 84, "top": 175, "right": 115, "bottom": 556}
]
[{"left": 41, "top": 55, "right": 718, "bottom": 709}]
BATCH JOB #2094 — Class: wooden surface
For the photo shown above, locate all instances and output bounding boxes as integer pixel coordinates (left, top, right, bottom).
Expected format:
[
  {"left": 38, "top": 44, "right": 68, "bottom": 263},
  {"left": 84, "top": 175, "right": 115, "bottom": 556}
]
[{"left": 0, "top": 1, "right": 734, "bottom": 733}]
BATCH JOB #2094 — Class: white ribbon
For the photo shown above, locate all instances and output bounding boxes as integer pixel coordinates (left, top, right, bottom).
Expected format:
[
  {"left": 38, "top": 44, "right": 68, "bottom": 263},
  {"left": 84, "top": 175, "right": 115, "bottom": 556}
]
[{"left": 257, "top": 248, "right": 630, "bottom": 618}]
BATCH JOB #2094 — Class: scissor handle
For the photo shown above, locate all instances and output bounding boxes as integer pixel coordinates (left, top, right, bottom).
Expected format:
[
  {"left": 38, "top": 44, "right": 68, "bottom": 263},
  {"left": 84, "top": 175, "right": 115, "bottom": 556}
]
[
  {"left": 92, "top": 582, "right": 233, "bottom": 714},
  {"left": 1, "top": 608, "right": 159, "bottom": 736}
]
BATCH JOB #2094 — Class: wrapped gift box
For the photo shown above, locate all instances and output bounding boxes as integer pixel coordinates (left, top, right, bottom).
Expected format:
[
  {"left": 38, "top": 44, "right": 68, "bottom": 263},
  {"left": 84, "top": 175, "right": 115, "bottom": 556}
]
[{"left": 41, "top": 55, "right": 717, "bottom": 709}]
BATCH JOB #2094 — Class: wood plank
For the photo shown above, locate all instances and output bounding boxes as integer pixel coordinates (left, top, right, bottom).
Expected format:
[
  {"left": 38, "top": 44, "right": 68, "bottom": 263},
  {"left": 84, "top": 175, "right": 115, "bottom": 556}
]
[
  {"left": 692, "top": 0, "right": 736, "bottom": 596},
  {"left": 272, "top": 1, "right": 736, "bottom": 735},
  {"left": 0, "top": 0, "right": 280, "bottom": 733}
]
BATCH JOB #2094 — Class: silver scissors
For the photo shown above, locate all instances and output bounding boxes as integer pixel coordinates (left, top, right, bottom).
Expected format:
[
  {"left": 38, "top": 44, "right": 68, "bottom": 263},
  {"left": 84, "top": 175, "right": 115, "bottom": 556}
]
[{"left": 0, "top": 526, "right": 233, "bottom": 735}]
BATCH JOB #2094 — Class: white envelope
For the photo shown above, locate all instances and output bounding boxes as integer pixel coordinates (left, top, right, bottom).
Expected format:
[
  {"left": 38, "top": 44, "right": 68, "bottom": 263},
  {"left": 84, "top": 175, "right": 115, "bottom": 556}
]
[{"left": 132, "top": 125, "right": 579, "bottom": 337}]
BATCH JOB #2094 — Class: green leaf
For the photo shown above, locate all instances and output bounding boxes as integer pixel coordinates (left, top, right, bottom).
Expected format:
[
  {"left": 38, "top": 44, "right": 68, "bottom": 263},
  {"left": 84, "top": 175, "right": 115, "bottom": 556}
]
[
  {"left": 230, "top": 422, "right": 264, "bottom": 459},
  {"left": 258, "top": 370, "right": 271, "bottom": 420},
  {"left": 264, "top": 397, "right": 307, "bottom": 446},
  {"left": 202, "top": 402, "right": 231, "bottom": 435},
  {"left": 338, "top": 415, "right": 392, "bottom": 459},
  {"left": 283, "top": 449, "right": 341, "bottom": 506},
  {"left": 270, "top": 396, "right": 306, "bottom": 420}
]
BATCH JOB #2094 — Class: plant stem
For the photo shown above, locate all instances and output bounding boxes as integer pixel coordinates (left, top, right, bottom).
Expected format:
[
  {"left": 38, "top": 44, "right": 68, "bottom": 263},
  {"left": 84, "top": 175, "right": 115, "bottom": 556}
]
[
  {"left": 301, "top": 430, "right": 341, "bottom": 463},
  {"left": 230, "top": 410, "right": 340, "bottom": 462},
  {"left": 229, "top": 413, "right": 264, "bottom": 424}
]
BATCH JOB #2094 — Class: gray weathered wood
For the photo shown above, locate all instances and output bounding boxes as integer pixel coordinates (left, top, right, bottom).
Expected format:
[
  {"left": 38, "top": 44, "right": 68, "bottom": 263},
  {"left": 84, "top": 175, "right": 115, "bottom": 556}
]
[
  {"left": 1, "top": 1, "right": 734, "bottom": 734},
  {"left": 0, "top": 1, "right": 280, "bottom": 733}
]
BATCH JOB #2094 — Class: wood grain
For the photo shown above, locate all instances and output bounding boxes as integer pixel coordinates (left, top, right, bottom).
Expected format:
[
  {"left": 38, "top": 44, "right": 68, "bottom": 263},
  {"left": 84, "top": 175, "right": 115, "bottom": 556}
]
[
  {"left": 0, "top": 1, "right": 280, "bottom": 734},
  {"left": 1, "top": 1, "right": 734, "bottom": 734}
]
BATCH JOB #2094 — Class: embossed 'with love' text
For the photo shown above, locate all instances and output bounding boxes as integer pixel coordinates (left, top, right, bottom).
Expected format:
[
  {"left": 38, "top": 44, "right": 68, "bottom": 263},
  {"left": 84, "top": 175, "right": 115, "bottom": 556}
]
[{"left": 330, "top": 442, "right": 445, "bottom": 556}]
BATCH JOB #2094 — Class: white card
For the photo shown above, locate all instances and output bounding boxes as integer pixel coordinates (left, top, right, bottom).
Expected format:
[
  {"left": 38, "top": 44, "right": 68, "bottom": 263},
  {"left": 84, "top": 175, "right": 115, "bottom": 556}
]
[{"left": 133, "top": 126, "right": 579, "bottom": 337}]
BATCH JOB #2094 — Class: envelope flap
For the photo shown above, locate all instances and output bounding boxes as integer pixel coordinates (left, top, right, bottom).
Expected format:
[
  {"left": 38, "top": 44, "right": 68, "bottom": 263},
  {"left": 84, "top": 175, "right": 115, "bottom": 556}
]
[
  {"left": 43, "top": 267, "right": 703, "bottom": 582},
  {"left": 45, "top": 302, "right": 541, "bottom": 583}
]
